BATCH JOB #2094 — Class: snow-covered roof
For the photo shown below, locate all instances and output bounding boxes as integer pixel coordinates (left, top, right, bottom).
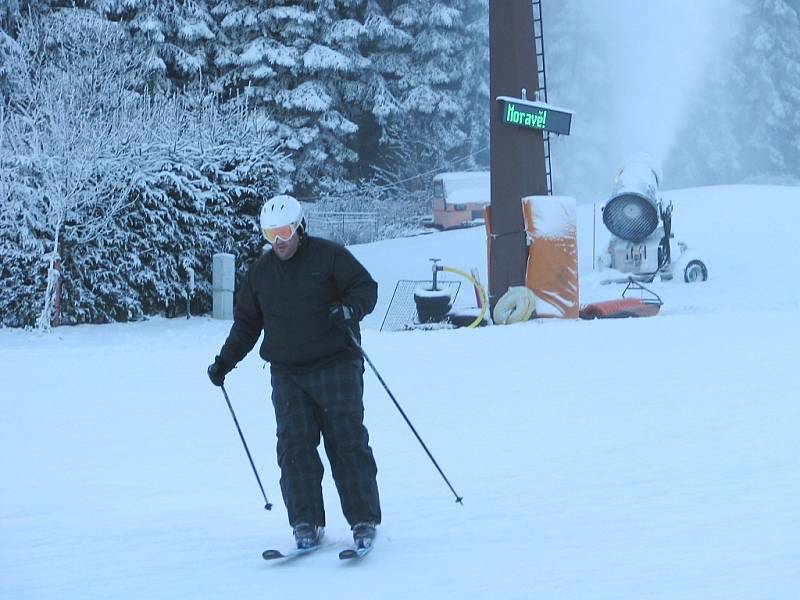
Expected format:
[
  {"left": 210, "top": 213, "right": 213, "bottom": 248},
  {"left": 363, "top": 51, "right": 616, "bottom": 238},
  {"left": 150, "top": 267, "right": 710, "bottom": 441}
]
[{"left": 434, "top": 171, "right": 490, "bottom": 205}]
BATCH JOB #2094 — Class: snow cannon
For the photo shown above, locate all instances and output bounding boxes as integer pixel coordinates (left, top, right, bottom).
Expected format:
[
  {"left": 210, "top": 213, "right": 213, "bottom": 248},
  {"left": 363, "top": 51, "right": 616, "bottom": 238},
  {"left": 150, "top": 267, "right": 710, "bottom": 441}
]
[
  {"left": 603, "top": 160, "right": 661, "bottom": 243},
  {"left": 598, "top": 157, "right": 708, "bottom": 284}
]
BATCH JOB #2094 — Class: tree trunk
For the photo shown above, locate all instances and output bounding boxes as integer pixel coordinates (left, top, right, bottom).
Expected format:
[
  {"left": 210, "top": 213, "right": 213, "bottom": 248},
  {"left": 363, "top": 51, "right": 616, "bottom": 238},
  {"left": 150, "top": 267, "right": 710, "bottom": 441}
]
[{"left": 37, "top": 219, "right": 62, "bottom": 331}]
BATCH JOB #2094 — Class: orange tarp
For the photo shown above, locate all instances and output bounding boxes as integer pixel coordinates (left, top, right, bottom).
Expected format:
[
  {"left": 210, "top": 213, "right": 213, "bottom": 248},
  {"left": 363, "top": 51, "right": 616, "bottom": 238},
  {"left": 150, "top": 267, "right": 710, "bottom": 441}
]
[{"left": 522, "top": 196, "right": 579, "bottom": 318}]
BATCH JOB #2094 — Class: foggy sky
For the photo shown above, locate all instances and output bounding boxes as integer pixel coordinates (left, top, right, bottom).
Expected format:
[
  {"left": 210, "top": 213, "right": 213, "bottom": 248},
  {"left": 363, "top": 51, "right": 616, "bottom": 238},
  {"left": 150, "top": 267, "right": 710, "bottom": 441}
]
[{"left": 598, "top": 0, "right": 741, "bottom": 176}]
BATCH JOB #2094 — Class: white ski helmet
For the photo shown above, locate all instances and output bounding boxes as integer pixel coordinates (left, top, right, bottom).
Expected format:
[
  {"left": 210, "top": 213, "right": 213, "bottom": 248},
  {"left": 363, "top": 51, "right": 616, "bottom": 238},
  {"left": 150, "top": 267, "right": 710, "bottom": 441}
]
[{"left": 259, "top": 195, "right": 305, "bottom": 242}]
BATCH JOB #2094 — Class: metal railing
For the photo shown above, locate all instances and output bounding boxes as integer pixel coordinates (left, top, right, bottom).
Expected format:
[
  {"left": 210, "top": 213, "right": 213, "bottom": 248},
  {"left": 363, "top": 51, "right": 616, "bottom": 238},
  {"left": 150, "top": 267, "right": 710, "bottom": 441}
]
[{"left": 306, "top": 210, "right": 379, "bottom": 245}]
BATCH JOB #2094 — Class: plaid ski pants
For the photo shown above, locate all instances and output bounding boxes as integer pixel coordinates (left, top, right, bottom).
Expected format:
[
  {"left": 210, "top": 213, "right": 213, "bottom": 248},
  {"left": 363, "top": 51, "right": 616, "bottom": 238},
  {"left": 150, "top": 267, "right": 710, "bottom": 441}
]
[{"left": 270, "top": 358, "right": 381, "bottom": 528}]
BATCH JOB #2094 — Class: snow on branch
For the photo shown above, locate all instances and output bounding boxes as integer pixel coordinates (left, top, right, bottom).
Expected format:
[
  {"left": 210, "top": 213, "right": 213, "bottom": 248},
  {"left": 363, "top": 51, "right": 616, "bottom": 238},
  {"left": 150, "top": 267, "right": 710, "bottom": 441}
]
[
  {"left": 276, "top": 82, "right": 333, "bottom": 112},
  {"left": 403, "top": 86, "right": 440, "bottom": 114},
  {"left": 325, "top": 19, "right": 368, "bottom": 44},
  {"left": 365, "top": 14, "right": 413, "bottom": 46},
  {"left": 258, "top": 6, "right": 316, "bottom": 27},
  {"left": 302, "top": 44, "right": 353, "bottom": 72},
  {"left": 239, "top": 38, "right": 297, "bottom": 68},
  {"left": 429, "top": 4, "right": 462, "bottom": 28},
  {"left": 391, "top": 4, "right": 421, "bottom": 28}
]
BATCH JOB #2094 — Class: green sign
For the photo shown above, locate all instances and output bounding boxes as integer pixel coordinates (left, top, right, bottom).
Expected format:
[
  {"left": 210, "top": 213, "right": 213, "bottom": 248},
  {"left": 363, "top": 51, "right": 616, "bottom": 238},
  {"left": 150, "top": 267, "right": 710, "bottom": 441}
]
[
  {"left": 497, "top": 96, "right": 572, "bottom": 135},
  {"left": 504, "top": 103, "right": 548, "bottom": 129}
]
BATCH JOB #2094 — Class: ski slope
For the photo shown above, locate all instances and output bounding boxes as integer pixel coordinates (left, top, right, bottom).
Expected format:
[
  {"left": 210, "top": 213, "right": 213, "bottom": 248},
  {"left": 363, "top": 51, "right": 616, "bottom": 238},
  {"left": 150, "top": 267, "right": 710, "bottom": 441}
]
[{"left": 1, "top": 185, "right": 799, "bottom": 599}]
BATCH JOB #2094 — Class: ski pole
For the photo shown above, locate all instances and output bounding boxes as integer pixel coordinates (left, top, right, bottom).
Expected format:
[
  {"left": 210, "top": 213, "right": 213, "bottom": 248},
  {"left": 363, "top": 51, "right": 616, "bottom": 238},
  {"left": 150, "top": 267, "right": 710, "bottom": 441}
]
[
  {"left": 347, "top": 329, "right": 464, "bottom": 505},
  {"left": 219, "top": 385, "right": 273, "bottom": 511}
]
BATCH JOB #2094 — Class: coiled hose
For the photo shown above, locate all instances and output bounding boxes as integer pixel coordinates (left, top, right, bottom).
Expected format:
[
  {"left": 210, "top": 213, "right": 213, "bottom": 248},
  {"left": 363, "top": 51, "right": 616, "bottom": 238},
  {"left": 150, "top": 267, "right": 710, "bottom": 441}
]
[{"left": 492, "top": 286, "right": 536, "bottom": 324}]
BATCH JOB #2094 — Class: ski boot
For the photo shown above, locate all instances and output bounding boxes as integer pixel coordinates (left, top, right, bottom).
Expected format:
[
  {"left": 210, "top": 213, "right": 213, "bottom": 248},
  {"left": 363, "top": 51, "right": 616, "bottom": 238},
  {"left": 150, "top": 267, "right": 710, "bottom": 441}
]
[
  {"left": 293, "top": 523, "right": 324, "bottom": 550},
  {"left": 351, "top": 522, "right": 376, "bottom": 550}
]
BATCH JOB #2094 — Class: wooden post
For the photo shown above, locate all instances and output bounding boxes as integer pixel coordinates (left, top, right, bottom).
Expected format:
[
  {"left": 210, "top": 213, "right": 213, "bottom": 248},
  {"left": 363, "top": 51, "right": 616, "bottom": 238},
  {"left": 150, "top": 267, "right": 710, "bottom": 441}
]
[{"left": 488, "top": 0, "right": 549, "bottom": 313}]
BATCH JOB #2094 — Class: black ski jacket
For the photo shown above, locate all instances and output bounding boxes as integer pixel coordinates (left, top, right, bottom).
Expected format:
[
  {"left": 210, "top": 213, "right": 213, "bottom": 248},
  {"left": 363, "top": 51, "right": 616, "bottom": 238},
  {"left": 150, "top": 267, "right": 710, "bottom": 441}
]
[{"left": 219, "top": 236, "right": 377, "bottom": 372}]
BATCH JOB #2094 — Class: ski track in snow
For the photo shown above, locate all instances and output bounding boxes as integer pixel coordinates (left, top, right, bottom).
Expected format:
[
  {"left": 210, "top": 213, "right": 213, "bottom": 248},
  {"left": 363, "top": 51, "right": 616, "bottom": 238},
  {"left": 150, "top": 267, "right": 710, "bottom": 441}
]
[{"left": 1, "top": 185, "right": 799, "bottom": 599}]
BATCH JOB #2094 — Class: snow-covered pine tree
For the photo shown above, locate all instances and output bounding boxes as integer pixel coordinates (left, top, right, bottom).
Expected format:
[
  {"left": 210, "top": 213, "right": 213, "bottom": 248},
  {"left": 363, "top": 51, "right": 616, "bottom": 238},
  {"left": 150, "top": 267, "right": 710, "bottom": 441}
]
[
  {"left": 90, "top": 0, "right": 218, "bottom": 90},
  {"left": 666, "top": 0, "right": 800, "bottom": 186},
  {"left": 212, "top": 0, "right": 371, "bottom": 198},
  {"left": 301, "top": 0, "right": 372, "bottom": 193},
  {"left": 347, "top": 1, "right": 406, "bottom": 179},
  {"left": 364, "top": 1, "right": 489, "bottom": 187},
  {"left": 0, "top": 112, "right": 49, "bottom": 327},
  {"left": 208, "top": 0, "right": 281, "bottom": 100},
  {"left": 0, "top": 10, "right": 155, "bottom": 329},
  {"left": 545, "top": 0, "right": 617, "bottom": 200},
  {"left": 0, "top": 9, "right": 290, "bottom": 327},
  {"left": 0, "top": 0, "right": 62, "bottom": 36},
  {"left": 61, "top": 88, "right": 293, "bottom": 324},
  {"left": 326, "top": 0, "right": 488, "bottom": 235},
  {"left": 730, "top": 0, "right": 800, "bottom": 183},
  {"left": 13, "top": 89, "right": 291, "bottom": 326}
]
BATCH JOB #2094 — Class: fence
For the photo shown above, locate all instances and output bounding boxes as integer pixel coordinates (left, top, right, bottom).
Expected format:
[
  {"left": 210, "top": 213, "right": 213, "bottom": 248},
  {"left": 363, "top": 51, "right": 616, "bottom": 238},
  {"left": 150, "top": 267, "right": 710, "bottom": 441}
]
[
  {"left": 380, "top": 280, "right": 462, "bottom": 332},
  {"left": 306, "top": 210, "right": 379, "bottom": 245}
]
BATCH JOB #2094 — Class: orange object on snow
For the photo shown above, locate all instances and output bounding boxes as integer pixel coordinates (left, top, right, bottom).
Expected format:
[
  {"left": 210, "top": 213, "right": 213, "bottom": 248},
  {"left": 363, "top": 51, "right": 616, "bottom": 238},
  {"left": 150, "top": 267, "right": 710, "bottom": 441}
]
[
  {"left": 579, "top": 298, "right": 661, "bottom": 319},
  {"left": 579, "top": 279, "right": 663, "bottom": 319},
  {"left": 522, "top": 196, "right": 579, "bottom": 318}
]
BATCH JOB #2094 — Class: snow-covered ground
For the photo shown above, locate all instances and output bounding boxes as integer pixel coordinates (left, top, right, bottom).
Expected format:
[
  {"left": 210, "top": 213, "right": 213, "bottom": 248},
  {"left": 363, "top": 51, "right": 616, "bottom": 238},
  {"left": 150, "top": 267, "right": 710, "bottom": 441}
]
[{"left": 2, "top": 185, "right": 799, "bottom": 599}]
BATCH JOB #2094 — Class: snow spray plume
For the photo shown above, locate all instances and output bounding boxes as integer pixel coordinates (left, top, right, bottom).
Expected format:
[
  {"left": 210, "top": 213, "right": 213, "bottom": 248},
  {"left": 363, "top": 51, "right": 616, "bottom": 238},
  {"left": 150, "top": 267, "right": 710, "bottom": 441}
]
[
  {"left": 591, "top": 0, "right": 732, "bottom": 169},
  {"left": 347, "top": 329, "right": 464, "bottom": 505},
  {"left": 220, "top": 385, "right": 273, "bottom": 511}
]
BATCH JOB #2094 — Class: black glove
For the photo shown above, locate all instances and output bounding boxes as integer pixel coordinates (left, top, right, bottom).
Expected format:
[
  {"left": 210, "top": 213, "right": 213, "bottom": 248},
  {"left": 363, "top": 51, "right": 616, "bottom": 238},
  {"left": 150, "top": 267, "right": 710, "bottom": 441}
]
[
  {"left": 328, "top": 304, "right": 355, "bottom": 329},
  {"left": 207, "top": 355, "right": 230, "bottom": 387}
]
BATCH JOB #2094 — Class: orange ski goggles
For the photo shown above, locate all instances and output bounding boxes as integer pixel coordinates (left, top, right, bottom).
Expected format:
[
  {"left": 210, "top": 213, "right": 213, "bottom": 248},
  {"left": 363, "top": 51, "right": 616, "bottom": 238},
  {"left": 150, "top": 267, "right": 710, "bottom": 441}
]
[{"left": 262, "top": 221, "right": 299, "bottom": 244}]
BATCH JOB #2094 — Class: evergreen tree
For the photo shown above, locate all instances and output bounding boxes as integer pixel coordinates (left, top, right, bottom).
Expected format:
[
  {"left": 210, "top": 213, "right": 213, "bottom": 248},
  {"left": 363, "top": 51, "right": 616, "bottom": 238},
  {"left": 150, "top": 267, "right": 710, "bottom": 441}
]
[
  {"left": 366, "top": 0, "right": 489, "bottom": 185},
  {"left": 666, "top": 0, "right": 800, "bottom": 186},
  {"left": 59, "top": 93, "right": 286, "bottom": 323},
  {"left": 545, "top": 0, "right": 617, "bottom": 200},
  {"left": 739, "top": 0, "right": 800, "bottom": 182},
  {"left": 210, "top": 0, "right": 372, "bottom": 197},
  {"left": 90, "top": 0, "right": 219, "bottom": 90},
  {"left": 0, "top": 139, "right": 49, "bottom": 327},
  {"left": 1, "top": 0, "right": 64, "bottom": 36},
  {"left": 0, "top": 9, "right": 156, "bottom": 328},
  {"left": 0, "top": 10, "right": 290, "bottom": 327}
]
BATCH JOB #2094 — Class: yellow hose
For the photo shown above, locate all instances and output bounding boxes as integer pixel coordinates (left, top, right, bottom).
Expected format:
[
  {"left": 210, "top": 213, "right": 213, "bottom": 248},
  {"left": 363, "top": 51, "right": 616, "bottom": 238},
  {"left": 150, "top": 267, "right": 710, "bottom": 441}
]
[{"left": 441, "top": 266, "right": 488, "bottom": 328}]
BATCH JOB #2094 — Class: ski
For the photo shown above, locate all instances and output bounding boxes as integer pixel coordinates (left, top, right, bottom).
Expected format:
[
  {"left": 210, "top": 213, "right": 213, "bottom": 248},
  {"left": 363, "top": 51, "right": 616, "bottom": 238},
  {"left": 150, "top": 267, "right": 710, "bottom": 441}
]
[
  {"left": 264, "top": 525, "right": 326, "bottom": 561},
  {"left": 262, "top": 544, "right": 321, "bottom": 561},
  {"left": 338, "top": 544, "right": 372, "bottom": 560}
]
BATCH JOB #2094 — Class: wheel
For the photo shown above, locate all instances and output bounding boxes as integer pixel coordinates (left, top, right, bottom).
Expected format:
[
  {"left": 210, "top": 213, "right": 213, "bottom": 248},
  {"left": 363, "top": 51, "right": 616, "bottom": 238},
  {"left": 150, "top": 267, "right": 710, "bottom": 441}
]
[{"left": 683, "top": 260, "right": 708, "bottom": 283}]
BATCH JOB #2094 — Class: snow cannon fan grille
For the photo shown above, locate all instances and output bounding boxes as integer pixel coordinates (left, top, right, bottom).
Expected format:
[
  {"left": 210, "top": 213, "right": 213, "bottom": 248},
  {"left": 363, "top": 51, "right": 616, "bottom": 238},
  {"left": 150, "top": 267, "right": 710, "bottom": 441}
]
[{"left": 602, "top": 193, "right": 660, "bottom": 243}]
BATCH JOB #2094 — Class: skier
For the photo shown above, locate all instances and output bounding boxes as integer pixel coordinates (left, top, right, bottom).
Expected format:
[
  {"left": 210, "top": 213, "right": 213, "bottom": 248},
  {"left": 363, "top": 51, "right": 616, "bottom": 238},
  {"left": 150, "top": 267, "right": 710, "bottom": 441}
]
[{"left": 207, "top": 195, "right": 381, "bottom": 552}]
